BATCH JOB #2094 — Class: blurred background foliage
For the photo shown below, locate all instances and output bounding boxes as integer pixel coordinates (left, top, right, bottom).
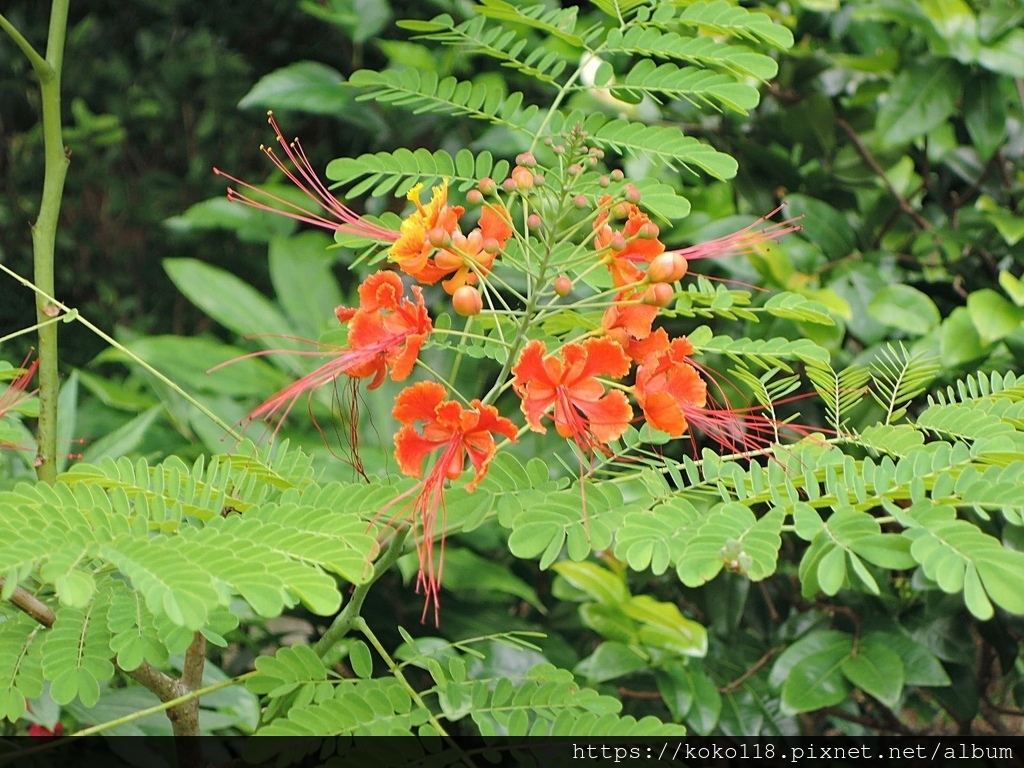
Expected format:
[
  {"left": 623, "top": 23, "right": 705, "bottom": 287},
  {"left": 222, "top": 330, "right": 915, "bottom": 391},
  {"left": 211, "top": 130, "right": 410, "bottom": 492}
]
[{"left": 2, "top": 0, "right": 1023, "bottom": 737}]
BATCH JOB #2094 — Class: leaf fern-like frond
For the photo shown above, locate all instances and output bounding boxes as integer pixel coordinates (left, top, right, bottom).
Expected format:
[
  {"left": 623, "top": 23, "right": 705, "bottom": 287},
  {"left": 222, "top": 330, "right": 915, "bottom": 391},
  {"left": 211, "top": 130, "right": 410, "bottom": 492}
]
[
  {"left": 868, "top": 344, "right": 941, "bottom": 425},
  {"left": 327, "top": 148, "right": 510, "bottom": 198},
  {"left": 806, "top": 359, "right": 871, "bottom": 434},
  {"left": 603, "top": 26, "right": 779, "bottom": 80},
  {"left": 402, "top": 15, "right": 571, "bottom": 88},
  {"left": 349, "top": 70, "right": 540, "bottom": 133}
]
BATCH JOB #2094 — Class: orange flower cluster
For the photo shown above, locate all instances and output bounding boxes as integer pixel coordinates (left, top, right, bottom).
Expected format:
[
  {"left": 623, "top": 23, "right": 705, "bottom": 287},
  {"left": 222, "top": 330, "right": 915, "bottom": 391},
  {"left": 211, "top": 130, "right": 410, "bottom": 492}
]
[
  {"left": 389, "top": 181, "right": 513, "bottom": 295},
  {"left": 221, "top": 118, "right": 808, "bottom": 621},
  {"left": 510, "top": 205, "right": 803, "bottom": 454}
]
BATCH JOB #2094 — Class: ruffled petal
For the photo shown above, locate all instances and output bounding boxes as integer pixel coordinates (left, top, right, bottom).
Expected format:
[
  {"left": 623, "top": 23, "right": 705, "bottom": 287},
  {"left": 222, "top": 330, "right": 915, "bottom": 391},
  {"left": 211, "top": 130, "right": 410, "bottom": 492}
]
[
  {"left": 394, "top": 424, "right": 444, "bottom": 478},
  {"left": 393, "top": 381, "right": 448, "bottom": 425},
  {"left": 577, "top": 337, "right": 632, "bottom": 381},
  {"left": 639, "top": 390, "right": 687, "bottom": 437},
  {"left": 577, "top": 390, "right": 633, "bottom": 442},
  {"left": 480, "top": 204, "right": 513, "bottom": 245}
]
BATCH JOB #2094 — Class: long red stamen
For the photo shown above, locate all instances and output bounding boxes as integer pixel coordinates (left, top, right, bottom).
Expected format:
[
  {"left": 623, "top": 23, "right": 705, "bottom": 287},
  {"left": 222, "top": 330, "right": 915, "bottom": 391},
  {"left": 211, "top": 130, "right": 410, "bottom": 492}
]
[
  {"left": 672, "top": 207, "right": 802, "bottom": 262},
  {"left": 213, "top": 112, "right": 398, "bottom": 241},
  {"left": 247, "top": 343, "right": 388, "bottom": 427},
  {"left": 0, "top": 356, "right": 39, "bottom": 417}
]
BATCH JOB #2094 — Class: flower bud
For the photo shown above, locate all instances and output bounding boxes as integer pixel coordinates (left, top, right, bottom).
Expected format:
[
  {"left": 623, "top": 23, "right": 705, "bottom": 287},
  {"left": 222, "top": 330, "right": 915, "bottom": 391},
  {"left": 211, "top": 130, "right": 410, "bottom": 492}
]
[
  {"left": 642, "top": 282, "right": 674, "bottom": 307},
  {"left": 502, "top": 178, "right": 516, "bottom": 192},
  {"left": 516, "top": 152, "right": 537, "bottom": 168},
  {"left": 609, "top": 232, "right": 627, "bottom": 251},
  {"left": 599, "top": 176, "right": 610, "bottom": 188},
  {"left": 573, "top": 195, "right": 588, "bottom": 209},
  {"left": 610, "top": 169, "right": 624, "bottom": 181},
  {"left": 482, "top": 237, "right": 501, "bottom": 254},
  {"left": 512, "top": 165, "right": 534, "bottom": 191},
  {"left": 647, "top": 252, "right": 688, "bottom": 283},
  {"left": 466, "top": 189, "right": 484, "bottom": 205},
  {"left": 554, "top": 276, "right": 572, "bottom": 297},
  {"left": 624, "top": 184, "right": 641, "bottom": 203},
  {"left": 478, "top": 177, "right": 497, "bottom": 195},
  {"left": 527, "top": 214, "right": 542, "bottom": 230},
  {"left": 428, "top": 227, "right": 452, "bottom": 249},
  {"left": 452, "top": 285, "right": 483, "bottom": 316},
  {"left": 567, "top": 164, "right": 583, "bottom": 176},
  {"left": 637, "top": 221, "right": 660, "bottom": 240}
]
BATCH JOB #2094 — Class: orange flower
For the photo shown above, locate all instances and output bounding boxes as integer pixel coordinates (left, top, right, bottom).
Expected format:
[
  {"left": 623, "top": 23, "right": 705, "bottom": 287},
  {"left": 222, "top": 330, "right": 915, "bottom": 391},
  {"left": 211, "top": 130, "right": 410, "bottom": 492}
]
[
  {"left": 389, "top": 182, "right": 464, "bottom": 284},
  {"left": 593, "top": 196, "right": 665, "bottom": 288},
  {"left": 249, "top": 271, "right": 431, "bottom": 427},
  {"left": 437, "top": 204, "right": 515, "bottom": 294},
  {"left": 512, "top": 337, "right": 633, "bottom": 455},
  {"left": 633, "top": 336, "right": 707, "bottom": 437},
  {"left": 214, "top": 112, "right": 398, "bottom": 242},
  {"left": 392, "top": 381, "right": 518, "bottom": 623}
]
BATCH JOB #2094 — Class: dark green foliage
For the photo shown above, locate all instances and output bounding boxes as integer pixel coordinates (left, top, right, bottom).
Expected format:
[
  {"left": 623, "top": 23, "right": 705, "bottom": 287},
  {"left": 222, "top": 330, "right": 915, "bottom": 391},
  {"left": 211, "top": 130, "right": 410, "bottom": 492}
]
[{"left": 2, "top": 0, "right": 1024, "bottom": 742}]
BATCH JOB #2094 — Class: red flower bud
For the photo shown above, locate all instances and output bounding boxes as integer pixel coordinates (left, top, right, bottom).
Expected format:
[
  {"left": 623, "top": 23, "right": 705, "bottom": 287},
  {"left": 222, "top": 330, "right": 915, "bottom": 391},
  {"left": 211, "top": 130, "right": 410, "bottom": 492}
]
[
  {"left": 452, "top": 285, "right": 483, "bottom": 316},
  {"left": 642, "top": 282, "right": 674, "bottom": 307},
  {"left": 554, "top": 276, "right": 572, "bottom": 297},
  {"left": 647, "top": 252, "right": 688, "bottom": 283}
]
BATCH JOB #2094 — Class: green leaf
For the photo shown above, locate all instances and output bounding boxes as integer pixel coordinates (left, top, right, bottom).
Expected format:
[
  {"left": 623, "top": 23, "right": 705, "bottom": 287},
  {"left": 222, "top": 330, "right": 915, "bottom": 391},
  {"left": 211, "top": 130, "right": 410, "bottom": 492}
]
[
  {"left": 783, "top": 194, "right": 856, "bottom": 260},
  {"left": 269, "top": 233, "right": 344, "bottom": 339},
  {"left": 164, "top": 258, "right": 295, "bottom": 346},
  {"left": 868, "top": 285, "right": 941, "bottom": 335},
  {"left": 238, "top": 62, "right": 354, "bottom": 117},
  {"left": 816, "top": 545, "right": 847, "bottom": 596},
  {"left": 940, "top": 307, "right": 990, "bottom": 367},
  {"left": 625, "top": 595, "right": 707, "bottom": 657},
  {"left": 868, "top": 631, "right": 950, "bottom": 687},
  {"left": 81, "top": 407, "right": 161, "bottom": 464},
  {"left": 575, "top": 641, "right": 647, "bottom": 684},
  {"left": 552, "top": 561, "right": 629, "bottom": 606},
  {"left": 841, "top": 639, "right": 904, "bottom": 707},
  {"left": 963, "top": 73, "right": 1007, "bottom": 160},
  {"left": 876, "top": 60, "right": 963, "bottom": 147},
  {"left": 102, "top": 336, "right": 290, "bottom": 398},
  {"left": 349, "top": 640, "right": 374, "bottom": 679},
  {"left": 440, "top": 548, "right": 544, "bottom": 611},
  {"left": 770, "top": 630, "right": 853, "bottom": 715},
  {"left": 967, "top": 288, "right": 1024, "bottom": 345}
]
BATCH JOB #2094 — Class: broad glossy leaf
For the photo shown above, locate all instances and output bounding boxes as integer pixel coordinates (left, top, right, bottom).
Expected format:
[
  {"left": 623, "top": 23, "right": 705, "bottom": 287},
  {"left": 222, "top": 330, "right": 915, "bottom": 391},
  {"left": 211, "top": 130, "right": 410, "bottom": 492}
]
[
  {"left": 877, "top": 60, "right": 963, "bottom": 146},
  {"left": 841, "top": 638, "right": 904, "bottom": 707}
]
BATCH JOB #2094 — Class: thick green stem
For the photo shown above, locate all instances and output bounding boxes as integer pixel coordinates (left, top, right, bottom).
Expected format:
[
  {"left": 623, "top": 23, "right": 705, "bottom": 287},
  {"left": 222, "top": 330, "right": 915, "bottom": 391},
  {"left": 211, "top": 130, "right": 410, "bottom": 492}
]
[
  {"left": 28, "top": 0, "right": 71, "bottom": 484},
  {"left": 313, "top": 527, "right": 410, "bottom": 659}
]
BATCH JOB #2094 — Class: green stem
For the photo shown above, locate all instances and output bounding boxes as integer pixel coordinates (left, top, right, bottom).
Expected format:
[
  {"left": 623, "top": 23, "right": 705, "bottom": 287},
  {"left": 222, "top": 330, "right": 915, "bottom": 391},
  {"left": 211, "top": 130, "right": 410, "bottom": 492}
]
[
  {"left": 68, "top": 671, "right": 257, "bottom": 737},
  {"left": 313, "top": 527, "right": 409, "bottom": 659},
  {"left": 28, "top": 0, "right": 71, "bottom": 485},
  {"left": 355, "top": 617, "right": 454, "bottom": 741},
  {"left": 0, "top": 263, "right": 241, "bottom": 439},
  {"left": 0, "top": 12, "right": 51, "bottom": 76}
]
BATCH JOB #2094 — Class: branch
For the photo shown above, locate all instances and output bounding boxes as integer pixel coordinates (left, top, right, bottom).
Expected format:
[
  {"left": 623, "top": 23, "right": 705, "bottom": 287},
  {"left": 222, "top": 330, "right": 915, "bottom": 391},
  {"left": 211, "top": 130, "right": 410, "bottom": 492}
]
[
  {"left": 313, "top": 527, "right": 410, "bottom": 659},
  {"left": 836, "top": 118, "right": 931, "bottom": 231},
  {"left": 0, "top": 577, "right": 207, "bottom": 741},
  {"left": 0, "top": 12, "right": 51, "bottom": 78},
  {"left": 30, "top": 0, "right": 72, "bottom": 484},
  {"left": 0, "top": 577, "right": 187, "bottom": 703}
]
